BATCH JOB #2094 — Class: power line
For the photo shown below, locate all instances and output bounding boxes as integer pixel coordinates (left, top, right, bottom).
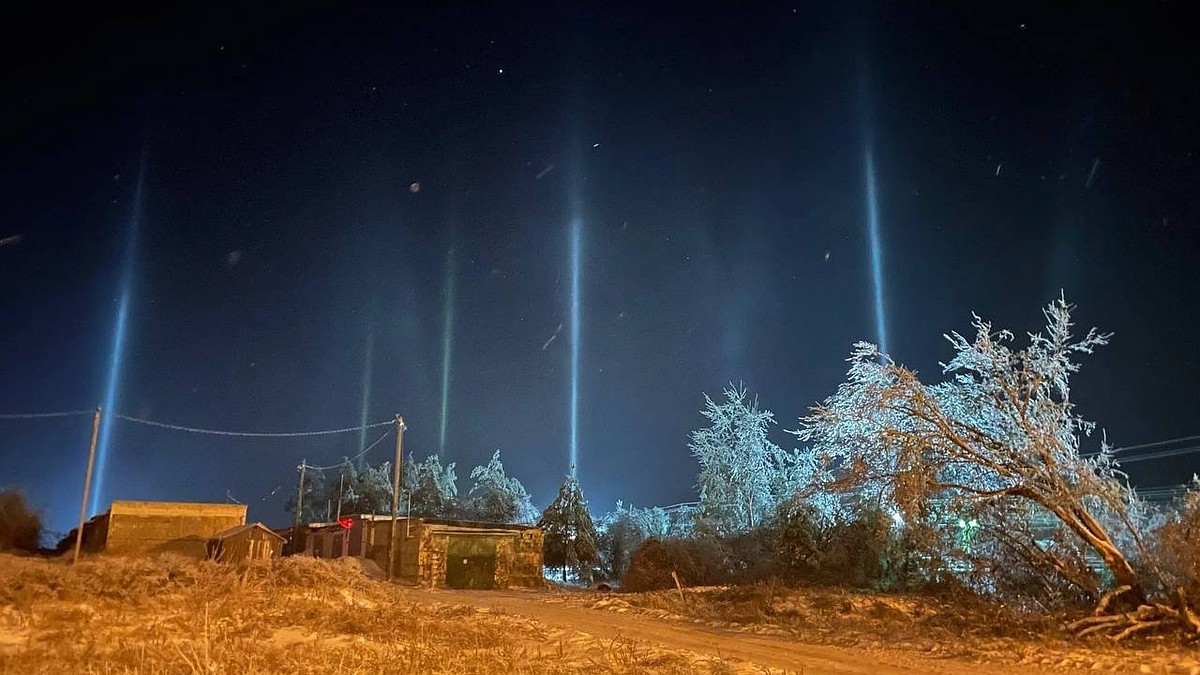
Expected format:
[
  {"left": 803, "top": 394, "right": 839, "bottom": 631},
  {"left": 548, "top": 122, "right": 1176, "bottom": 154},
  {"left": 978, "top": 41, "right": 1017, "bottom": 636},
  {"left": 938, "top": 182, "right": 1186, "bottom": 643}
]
[
  {"left": 305, "top": 427, "right": 394, "bottom": 470},
  {"left": 115, "top": 414, "right": 393, "bottom": 438},
  {"left": 1085, "top": 436, "right": 1200, "bottom": 462},
  {"left": 1117, "top": 445, "right": 1200, "bottom": 465},
  {"left": 0, "top": 409, "right": 93, "bottom": 419},
  {"left": 1113, "top": 435, "right": 1200, "bottom": 454}
]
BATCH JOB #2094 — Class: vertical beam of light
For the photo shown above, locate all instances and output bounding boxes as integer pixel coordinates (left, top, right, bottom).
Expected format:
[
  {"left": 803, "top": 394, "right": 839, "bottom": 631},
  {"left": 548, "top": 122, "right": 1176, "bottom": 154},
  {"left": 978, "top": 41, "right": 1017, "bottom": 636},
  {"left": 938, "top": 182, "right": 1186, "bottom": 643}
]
[
  {"left": 91, "top": 156, "right": 145, "bottom": 514},
  {"left": 863, "top": 150, "right": 889, "bottom": 355},
  {"left": 438, "top": 248, "right": 456, "bottom": 456},
  {"left": 357, "top": 323, "right": 374, "bottom": 467},
  {"left": 858, "top": 47, "right": 890, "bottom": 356},
  {"left": 568, "top": 217, "right": 581, "bottom": 478}
]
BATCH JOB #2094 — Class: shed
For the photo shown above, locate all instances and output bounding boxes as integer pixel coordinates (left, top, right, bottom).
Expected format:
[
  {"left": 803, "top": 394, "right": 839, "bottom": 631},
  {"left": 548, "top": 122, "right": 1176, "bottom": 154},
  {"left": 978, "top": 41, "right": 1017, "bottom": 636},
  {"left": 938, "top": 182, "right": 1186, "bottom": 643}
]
[
  {"left": 207, "top": 523, "right": 285, "bottom": 562},
  {"left": 81, "top": 501, "right": 248, "bottom": 558}
]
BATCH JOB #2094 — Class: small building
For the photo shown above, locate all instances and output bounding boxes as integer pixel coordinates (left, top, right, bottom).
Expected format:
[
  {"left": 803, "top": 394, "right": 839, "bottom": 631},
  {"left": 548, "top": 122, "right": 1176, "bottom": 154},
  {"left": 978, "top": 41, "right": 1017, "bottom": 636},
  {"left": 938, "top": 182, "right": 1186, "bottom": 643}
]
[
  {"left": 207, "top": 523, "right": 285, "bottom": 562},
  {"left": 81, "top": 501, "right": 248, "bottom": 558},
  {"left": 305, "top": 515, "right": 543, "bottom": 589}
]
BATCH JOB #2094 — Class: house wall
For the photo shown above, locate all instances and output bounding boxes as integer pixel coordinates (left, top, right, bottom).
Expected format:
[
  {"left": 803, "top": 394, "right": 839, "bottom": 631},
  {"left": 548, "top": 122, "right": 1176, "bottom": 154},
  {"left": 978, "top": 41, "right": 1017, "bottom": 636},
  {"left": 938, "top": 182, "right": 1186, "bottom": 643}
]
[
  {"left": 102, "top": 502, "right": 247, "bottom": 557},
  {"left": 507, "top": 528, "right": 545, "bottom": 588},
  {"left": 358, "top": 518, "right": 420, "bottom": 581},
  {"left": 319, "top": 516, "right": 544, "bottom": 589}
]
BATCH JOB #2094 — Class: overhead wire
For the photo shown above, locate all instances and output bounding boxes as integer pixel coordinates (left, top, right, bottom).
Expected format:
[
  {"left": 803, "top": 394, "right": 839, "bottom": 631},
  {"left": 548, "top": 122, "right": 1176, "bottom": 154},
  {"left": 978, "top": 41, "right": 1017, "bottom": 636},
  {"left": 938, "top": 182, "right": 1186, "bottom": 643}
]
[
  {"left": 115, "top": 414, "right": 393, "bottom": 438},
  {"left": 1116, "top": 445, "right": 1200, "bottom": 464},
  {"left": 305, "top": 427, "right": 394, "bottom": 471},
  {"left": 1112, "top": 435, "right": 1200, "bottom": 453},
  {"left": 0, "top": 409, "right": 93, "bottom": 419}
]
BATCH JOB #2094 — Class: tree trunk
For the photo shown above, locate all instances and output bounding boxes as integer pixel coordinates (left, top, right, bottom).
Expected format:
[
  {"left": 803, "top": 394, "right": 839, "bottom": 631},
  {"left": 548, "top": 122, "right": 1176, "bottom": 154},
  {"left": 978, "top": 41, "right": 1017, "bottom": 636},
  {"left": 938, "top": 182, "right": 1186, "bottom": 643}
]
[{"left": 1043, "top": 501, "right": 1145, "bottom": 604}]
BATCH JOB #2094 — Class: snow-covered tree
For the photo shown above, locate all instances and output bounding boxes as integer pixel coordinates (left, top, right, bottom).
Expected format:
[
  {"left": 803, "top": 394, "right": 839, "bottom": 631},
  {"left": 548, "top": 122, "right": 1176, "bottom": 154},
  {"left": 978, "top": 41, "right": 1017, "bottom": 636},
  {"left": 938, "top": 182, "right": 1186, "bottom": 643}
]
[
  {"left": 539, "top": 475, "right": 599, "bottom": 583},
  {"left": 320, "top": 459, "right": 395, "bottom": 516},
  {"left": 463, "top": 450, "right": 539, "bottom": 524},
  {"left": 796, "top": 296, "right": 1198, "bottom": 638},
  {"left": 691, "top": 385, "right": 810, "bottom": 534},
  {"left": 596, "top": 501, "right": 674, "bottom": 579},
  {"left": 407, "top": 454, "right": 458, "bottom": 518}
]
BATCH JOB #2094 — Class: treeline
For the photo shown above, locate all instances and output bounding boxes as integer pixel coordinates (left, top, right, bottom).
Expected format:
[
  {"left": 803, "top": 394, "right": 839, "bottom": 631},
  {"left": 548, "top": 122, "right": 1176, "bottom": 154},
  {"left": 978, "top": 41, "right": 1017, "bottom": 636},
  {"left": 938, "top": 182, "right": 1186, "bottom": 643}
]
[{"left": 287, "top": 449, "right": 539, "bottom": 525}]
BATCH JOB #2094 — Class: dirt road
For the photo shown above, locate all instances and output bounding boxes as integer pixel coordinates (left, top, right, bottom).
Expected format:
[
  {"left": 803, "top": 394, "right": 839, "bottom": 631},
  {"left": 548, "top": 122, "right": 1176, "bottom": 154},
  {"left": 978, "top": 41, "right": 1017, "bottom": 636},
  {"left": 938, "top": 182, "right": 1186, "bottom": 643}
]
[{"left": 406, "top": 588, "right": 1075, "bottom": 674}]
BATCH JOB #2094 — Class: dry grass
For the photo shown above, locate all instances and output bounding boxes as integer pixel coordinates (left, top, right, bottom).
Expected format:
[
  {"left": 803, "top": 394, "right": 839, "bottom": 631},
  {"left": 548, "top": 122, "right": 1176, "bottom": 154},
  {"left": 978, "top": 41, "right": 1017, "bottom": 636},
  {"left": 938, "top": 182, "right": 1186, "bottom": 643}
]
[
  {"left": 0, "top": 554, "right": 731, "bottom": 674},
  {"left": 612, "top": 581, "right": 1065, "bottom": 655},
  {"left": 599, "top": 583, "right": 1200, "bottom": 672}
]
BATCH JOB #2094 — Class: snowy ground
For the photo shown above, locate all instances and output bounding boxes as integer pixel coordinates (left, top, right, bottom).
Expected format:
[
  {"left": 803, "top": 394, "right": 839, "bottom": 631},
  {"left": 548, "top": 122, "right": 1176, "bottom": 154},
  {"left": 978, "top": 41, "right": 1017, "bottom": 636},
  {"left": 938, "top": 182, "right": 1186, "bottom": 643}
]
[
  {"left": 410, "top": 584, "right": 1200, "bottom": 674},
  {"left": 1, "top": 554, "right": 1196, "bottom": 674}
]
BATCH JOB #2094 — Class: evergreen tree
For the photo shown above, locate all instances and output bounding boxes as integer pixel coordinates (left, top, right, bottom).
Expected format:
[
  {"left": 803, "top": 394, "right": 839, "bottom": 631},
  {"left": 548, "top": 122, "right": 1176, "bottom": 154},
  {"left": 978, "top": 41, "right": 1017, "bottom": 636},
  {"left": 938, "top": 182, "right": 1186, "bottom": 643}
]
[{"left": 538, "top": 475, "right": 600, "bottom": 583}]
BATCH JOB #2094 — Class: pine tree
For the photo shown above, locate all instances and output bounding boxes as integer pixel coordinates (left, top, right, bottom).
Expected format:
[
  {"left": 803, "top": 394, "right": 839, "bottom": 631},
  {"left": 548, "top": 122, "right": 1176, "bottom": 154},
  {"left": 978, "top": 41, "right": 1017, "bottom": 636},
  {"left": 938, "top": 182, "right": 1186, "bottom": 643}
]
[{"left": 538, "top": 475, "right": 599, "bottom": 583}]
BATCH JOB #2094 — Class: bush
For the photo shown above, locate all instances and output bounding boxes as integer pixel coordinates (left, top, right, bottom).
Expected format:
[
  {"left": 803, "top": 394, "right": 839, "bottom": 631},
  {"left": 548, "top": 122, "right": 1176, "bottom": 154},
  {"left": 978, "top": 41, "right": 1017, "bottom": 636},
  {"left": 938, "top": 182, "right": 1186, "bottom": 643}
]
[
  {"left": 723, "top": 526, "right": 782, "bottom": 584},
  {"left": 0, "top": 489, "right": 41, "bottom": 553},
  {"left": 622, "top": 537, "right": 729, "bottom": 591},
  {"left": 597, "top": 513, "right": 643, "bottom": 580},
  {"left": 1154, "top": 487, "right": 1200, "bottom": 600},
  {"left": 773, "top": 503, "right": 907, "bottom": 589}
]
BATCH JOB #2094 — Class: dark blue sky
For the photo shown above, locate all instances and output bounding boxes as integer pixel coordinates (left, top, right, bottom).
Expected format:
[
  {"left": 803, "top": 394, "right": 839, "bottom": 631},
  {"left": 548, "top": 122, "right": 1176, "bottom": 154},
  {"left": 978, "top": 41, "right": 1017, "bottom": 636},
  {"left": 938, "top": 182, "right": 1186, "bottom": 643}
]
[{"left": 3, "top": 2, "right": 1198, "bottom": 537}]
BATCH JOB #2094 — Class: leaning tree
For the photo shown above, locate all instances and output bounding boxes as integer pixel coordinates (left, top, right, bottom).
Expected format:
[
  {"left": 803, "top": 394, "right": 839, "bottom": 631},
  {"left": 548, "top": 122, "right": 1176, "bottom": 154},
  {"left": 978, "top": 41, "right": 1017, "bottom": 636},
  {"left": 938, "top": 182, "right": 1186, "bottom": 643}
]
[{"left": 796, "top": 296, "right": 1198, "bottom": 639}]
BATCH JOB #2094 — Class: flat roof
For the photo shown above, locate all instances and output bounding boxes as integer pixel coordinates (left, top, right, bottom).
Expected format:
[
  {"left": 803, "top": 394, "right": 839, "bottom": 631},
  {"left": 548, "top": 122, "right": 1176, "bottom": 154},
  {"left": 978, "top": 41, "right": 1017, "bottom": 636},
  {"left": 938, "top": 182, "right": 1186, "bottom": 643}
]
[{"left": 109, "top": 501, "right": 247, "bottom": 516}]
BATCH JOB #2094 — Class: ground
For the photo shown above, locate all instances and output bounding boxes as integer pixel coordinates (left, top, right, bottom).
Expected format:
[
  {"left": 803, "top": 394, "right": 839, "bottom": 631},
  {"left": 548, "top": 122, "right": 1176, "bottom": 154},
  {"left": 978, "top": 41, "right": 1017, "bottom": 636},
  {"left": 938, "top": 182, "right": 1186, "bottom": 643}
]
[{"left": 1, "top": 554, "right": 1196, "bottom": 674}]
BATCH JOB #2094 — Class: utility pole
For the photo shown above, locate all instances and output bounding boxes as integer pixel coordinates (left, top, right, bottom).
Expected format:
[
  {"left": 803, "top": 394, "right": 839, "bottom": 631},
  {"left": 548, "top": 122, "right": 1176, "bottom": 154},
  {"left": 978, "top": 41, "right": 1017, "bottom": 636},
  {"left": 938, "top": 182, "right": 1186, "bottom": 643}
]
[
  {"left": 72, "top": 408, "right": 102, "bottom": 564},
  {"left": 387, "top": 414, "right": 407, "bottom": 581},
  {"left": 335, "top": 471, "right": 345, "bottom": 521},
  {"left": 293, "top": 460, "right": 307, "bottom": 554}
]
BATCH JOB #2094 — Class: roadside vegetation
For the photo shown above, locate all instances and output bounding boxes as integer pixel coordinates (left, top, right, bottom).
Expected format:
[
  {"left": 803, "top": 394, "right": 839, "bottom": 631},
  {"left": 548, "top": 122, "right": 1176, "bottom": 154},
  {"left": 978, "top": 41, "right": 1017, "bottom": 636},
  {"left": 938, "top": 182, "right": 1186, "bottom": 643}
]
[
  {"left": 597, "top": 298, "right": 1200, "bottom": 645},
  {"left": 0, "top": 553, "right": 738, "bottom": 675}
]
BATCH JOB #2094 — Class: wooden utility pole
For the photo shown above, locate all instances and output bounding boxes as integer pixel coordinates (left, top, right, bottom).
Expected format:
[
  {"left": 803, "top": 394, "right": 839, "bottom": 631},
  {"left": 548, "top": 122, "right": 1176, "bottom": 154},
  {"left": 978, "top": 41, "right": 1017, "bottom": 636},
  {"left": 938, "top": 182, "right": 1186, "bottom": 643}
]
[
  {"left": 72, "top": 408, "right": 102, "bottom": 564},
  {"left": 335, "top": 471, "right": 345, "bottom": 521},
  {"left": 293, "top": 460, "right": 307, "bottom": 553},
  {"left": 387, "top": 414, "right": 407, "bottom": 581}
]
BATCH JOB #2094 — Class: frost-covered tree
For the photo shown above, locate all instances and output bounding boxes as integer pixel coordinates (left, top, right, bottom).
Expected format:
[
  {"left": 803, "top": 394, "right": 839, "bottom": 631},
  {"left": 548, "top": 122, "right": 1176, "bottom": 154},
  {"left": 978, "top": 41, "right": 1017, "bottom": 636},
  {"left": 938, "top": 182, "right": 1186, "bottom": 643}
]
[
  {"left": 596, "top": 501, "right": 674, "bottom": 579},
  {"left": 1154, "top": 478, "right": 1200, "bottom": 600},
  {"left": 796, "top": 297, "right": 1198, "bottom": 638},
  {"left": 691, "top": 385, "right": 811, "bottom": 534},
  {"left": 327, "top": 460, "right": 394, "bottom": 516},
  {"left": 463, "top": 450, "right": 539, "bottom": 524},
  {"left": 407, "top": 454, "right": 458, "bottom": 518},
  {"left": 539, "top": 475, "right": 599, "bottom": 583}
]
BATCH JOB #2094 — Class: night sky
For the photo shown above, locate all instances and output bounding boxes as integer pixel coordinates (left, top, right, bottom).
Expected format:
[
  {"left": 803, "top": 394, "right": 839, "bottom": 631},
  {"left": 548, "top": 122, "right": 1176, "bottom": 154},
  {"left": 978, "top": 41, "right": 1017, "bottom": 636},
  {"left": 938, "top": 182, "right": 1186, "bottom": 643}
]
[{"left": 3, "top": 3, "right": 1198, "bottom": 538}]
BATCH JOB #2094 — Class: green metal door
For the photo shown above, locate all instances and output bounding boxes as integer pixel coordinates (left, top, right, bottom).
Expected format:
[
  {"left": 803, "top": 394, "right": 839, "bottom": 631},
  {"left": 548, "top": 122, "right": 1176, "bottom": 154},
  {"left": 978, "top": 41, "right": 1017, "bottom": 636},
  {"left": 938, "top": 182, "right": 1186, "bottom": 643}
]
[{"left": 445, "top": 536, "right": 499, "bottom": 589}]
